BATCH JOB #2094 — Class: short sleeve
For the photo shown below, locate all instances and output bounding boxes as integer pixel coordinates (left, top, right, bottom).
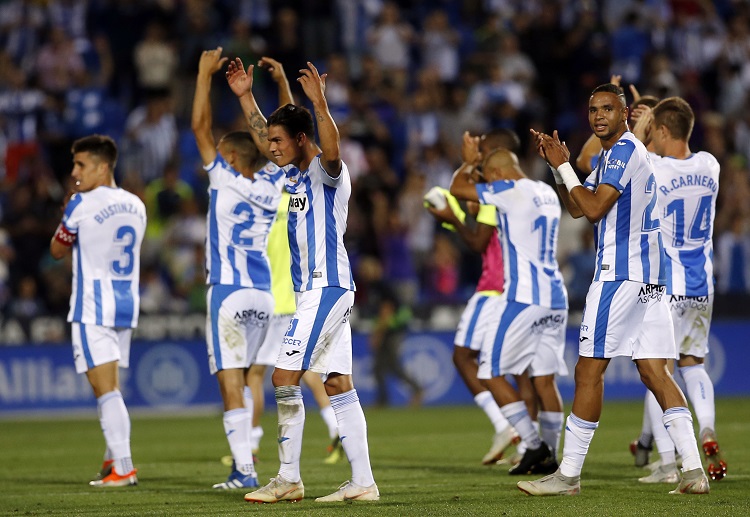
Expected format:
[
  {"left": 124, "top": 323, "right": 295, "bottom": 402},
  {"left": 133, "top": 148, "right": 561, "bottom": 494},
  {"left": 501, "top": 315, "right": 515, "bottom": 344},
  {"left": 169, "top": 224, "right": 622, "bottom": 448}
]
[
  {"left": 61, "top": 193, "right": 85, "bottom": 233},
  {"left": 476, "top": 180, "right": 515, "bottom": 210},
  {"left": 599, "top": 139, "right": 636, "bottom": 192},
  {"left": 205, "top": 154, "right": 238, "bottom": 187}
]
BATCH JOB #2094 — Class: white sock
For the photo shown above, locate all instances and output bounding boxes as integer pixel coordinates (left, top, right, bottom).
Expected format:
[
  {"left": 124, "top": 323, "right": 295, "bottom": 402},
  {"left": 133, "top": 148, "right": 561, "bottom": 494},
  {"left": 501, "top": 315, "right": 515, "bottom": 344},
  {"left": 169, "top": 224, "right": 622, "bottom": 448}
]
[
  {"left": 223, "top": 407, "right": 255, "bottom": 476},
  {"left": 474, "top": 391, "right": 510, "bottom": 433},
  {"left": 275, "top": 386, "right": 305, "bottom": 483},
  {"left": 243, "top": 385, "right": 254, "bottom": 415},
  {"left": 250, "top": 426, "right": 264, "bottom": 452},
  {"left": 539, "top": 411, "right": 564, "bottom": 458},
  {"left": 500, "top": 401, "right": 541, "bottom": 450},
  {"left": 639, "top": 393, "right": 653, "bottom": 446},
  {"left": 646, "top": 391, "right": 675, "bottom": 465},
  {"left": 330, "top": 389, "right": 375, "bottom": 487},
  {"left": 97, "top": 390, "right": 133, "bottom": 474},
  {"left": 679, "top": 365, "right": 715, "bottom": 432},
  {"left": 663, "top": 407, "right": 703, "bottom": 472},
  {"left": 559, "top": 413, "right": 598, "bottom": 478},
  {"left": 320, "top": 405, "right": 339, "bottom": 440}
]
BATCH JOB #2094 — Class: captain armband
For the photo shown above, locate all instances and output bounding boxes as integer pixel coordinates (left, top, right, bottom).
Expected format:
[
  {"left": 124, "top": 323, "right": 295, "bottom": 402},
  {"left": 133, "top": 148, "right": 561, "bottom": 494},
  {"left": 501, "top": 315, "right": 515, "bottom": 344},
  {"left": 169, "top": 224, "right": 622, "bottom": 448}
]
[
  {"left": 557, "top": 162, "right": 582, "bottom": 192},
  {"left": 53, "top": 223, "right": 76, "bottom": 247}
]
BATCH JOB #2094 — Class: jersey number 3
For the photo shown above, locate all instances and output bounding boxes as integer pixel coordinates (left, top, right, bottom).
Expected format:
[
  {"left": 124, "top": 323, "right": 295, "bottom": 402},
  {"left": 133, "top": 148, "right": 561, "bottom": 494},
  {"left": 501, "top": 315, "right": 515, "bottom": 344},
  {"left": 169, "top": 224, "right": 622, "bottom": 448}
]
[{"left": 112, "top": 225, "right": 136, "bottom": 275}]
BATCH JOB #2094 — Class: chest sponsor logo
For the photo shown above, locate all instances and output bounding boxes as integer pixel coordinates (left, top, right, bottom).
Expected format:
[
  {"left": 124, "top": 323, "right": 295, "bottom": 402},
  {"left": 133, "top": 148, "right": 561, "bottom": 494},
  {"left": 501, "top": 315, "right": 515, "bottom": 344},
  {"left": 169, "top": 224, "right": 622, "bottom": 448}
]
[{"left": 289, "top": 194, "right": 308, "bottom": 212}]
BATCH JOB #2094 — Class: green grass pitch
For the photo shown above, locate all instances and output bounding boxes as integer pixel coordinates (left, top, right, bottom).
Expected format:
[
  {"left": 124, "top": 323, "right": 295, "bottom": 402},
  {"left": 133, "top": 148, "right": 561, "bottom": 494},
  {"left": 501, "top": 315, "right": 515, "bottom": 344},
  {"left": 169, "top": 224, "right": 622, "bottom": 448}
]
[{"left": 1, "top": 398, "right": 748, "bottom": 516}]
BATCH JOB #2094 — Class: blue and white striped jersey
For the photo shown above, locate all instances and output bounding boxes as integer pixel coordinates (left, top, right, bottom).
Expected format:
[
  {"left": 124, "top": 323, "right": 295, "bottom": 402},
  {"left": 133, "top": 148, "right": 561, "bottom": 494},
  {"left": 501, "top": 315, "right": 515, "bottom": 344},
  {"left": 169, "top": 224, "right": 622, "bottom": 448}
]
[
  {"left": 284, "top": 155, "right": 355, "bottom": 292},
  {"left": 476, "top": 179, "right": 568, "bottom": 309},
  {"left": 205, "top": 156, "right": 283, "bottom": 290},
  {"left": 62, "top": 187, "right": 146, "bottom": 328},
  {"left": 584, "top": 132, "right": 665, "bottom": 284},
  {"left": 653, "top": 151, "right": 719, "bottom": 296}
]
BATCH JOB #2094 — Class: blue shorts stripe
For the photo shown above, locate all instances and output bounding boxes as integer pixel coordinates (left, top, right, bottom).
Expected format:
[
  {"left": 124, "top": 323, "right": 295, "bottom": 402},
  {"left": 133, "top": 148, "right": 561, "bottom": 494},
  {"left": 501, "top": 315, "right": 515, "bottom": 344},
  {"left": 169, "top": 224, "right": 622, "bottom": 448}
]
[
  {"left": 79, "top": 323, "right": 95, "bottom": 369},
  {"left": 94, "top": 279, "right": 103, "bottom": 325},
  {"left": 463, "top": 295, "right": 488, "bottom": 347},
  {"left": 593, "top": 281, "right": 621, "bottom": 358},
  {"left": 302, "top": 287, "right": 346, "bottom": 370},
  {"left": 490, "top": 301, "right": 528, "bottom": 377}
]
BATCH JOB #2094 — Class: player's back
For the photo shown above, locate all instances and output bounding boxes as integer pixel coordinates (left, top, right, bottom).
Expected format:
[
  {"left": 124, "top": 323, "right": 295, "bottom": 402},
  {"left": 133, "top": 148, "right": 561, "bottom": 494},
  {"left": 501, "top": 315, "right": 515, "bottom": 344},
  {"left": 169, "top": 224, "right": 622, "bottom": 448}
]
[
  {"left": 477, "top": 178, "right": 567, "bottom": 309},
  {"left": 584, "top": 132, "right": 664, "bottom": 285},
  {"left": 205, "top": 157, "right": 283, "bottom": 290},
  {"left": 653, "top": 151, "right": 719, "bottom": 296},
  {"left": 64, "top": 186, "right": 146, "bottom": 328},
  {"left": 284, "top": 155, "right": 355, "bottom": 292}
]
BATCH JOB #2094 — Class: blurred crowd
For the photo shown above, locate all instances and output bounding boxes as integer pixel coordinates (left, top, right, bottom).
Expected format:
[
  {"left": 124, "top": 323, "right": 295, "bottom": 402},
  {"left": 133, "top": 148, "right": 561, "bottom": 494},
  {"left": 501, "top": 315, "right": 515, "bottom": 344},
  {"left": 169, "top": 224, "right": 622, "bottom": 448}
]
[{"left": 1, "top": 0, "right": 749, "bottom": 339}]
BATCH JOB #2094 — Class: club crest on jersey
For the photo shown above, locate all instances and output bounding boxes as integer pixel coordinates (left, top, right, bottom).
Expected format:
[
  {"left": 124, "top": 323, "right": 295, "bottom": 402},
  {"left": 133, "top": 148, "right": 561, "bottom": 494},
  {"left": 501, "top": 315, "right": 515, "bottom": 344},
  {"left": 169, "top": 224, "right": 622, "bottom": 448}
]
[{"left": 289, "top": 194, "right": 308, "bottom": 212}]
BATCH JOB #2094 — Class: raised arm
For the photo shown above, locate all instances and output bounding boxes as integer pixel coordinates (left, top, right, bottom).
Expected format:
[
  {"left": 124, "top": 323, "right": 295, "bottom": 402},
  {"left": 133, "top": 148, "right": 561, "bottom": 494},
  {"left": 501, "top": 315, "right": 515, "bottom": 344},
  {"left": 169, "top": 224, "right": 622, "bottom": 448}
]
[
  {"left": 225, "top": 57, "right": 274, "bottom": 162},
  {"left": 449, "top": 131, "right": 482, "bottom": 202},
  {"left": 297, "top": 61, "right": 341, "bottom": 177},
  {"left": 191, "top": 47, "right": 227, "bottom": 165},
  {"left": 531, "top": 129, "right": 584, "bottom": 219},
  {"left": 258, "top": 56, "right": 294, "bottom": 107}
]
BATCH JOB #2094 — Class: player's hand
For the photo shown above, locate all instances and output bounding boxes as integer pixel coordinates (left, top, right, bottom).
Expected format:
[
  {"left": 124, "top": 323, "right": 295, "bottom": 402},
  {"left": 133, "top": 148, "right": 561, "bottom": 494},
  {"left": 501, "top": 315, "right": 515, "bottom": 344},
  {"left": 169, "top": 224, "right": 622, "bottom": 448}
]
[
  {"left": 529, "top": 128, "right": 550, "bottom": 160},
  {"left": 258, "top": 56, "right": 287, "bottom": 84},
  {"left": 630, "top": 104, "right": 652, "bottom": 125},
  {"left": 540, "top": 131, "right": 570, "bottom": 169},
  {"left": 297, "top": 62, "right": 327, "bottom": 105},
  {"left": 426, "top": 203, "right": 460, "bottom": 225},
  {"left": 198, "top": 47, "right": 228, "bottom": 77},
  {"left": 225, "top": 57, "right": 254, "bottom": 97},
  {"left": 610, "top": 74, "right": 622, "bottom": 86},
  {"left": 460, "top": 131, "right": 481, "bottom": 165},
  {"left": 632, "top": 107, "right": 653, "bottom": 144}
]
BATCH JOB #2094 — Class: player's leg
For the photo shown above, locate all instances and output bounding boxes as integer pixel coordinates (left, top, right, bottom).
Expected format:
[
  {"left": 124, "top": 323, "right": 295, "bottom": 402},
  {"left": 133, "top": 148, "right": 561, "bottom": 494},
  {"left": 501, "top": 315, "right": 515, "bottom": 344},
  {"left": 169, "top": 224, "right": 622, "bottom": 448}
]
[
  {"left": 248, "top": 288, "right": 354, "bottom": 502},
  {"left": 456, "top": 346, "right": 518, "bottom": 464},
  {"left": 246, "top": 364, "right": 266, "bottom": 452},
  {"left": 532, "top": 375, "right": 564, "bottom": 458},
  {"left": 74, "top": 323, "right": 137, "bottom": 487},
  {"left": 455, "top": 295, "right": 513, "bottom": 436},
  {"left": 214, "top": 367, "right": 258, "bottom": 488},
  {"left": 674, "top": 294, "right": 725, "bottom": 480},
  {"left": 630, "top": 395, "right": 654, "bottom": 467},
  {"left": 528, "top": 308, "right": 568, "bottom": 462},
  {"left": 316, "top": 372, "right": 379, "bottom": 501},
  {"left": 479, "top": 301, "right": 553, "bottom": 474},
  {"left": 638, "top": 388, "right": 679, "bottom": 483},
  {"left": 301, "top": 370, "right": 342, "bottom": 463},
  {"left": 313, "top": 289, "right": 378, "bottom": 502},
  {"left": 207, "top": 286, "right": 273, "bottom": 489},
  {"left": 635, "top": 293, "right": 708, "bottom": 494}
]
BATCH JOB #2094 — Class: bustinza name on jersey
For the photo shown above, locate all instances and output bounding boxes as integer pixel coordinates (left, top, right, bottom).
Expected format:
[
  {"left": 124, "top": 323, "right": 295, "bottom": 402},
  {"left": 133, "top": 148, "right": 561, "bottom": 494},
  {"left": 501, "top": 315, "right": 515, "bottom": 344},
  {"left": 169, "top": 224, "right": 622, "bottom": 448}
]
[
  {"left": 94, "top": 202, "right": 145, "bottom": 224},
  {"left": 658, "top": 174, "right": 718, "bottom": 196}
]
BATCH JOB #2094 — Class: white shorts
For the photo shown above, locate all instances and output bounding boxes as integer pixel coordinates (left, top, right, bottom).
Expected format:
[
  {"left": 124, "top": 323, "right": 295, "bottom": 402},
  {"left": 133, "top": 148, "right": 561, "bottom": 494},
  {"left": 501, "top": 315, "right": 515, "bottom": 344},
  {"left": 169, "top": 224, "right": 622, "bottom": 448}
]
[
  {"left": 579, "top": 280, "right": 676, "bottom": 359},
  {"left": 477, "top": 296, "right": 568, "bottom": 379},
  {"left": 255, "top": 313, "right": 293, "bottom": 366},
  {"left": 669, "top": 293, "right": 713, "bottom": 358},
  {"left": 206, "top": 285, "right": 274, "bottom": 374},
  {"left": 276, "top": 287, "right": 354, "bottom": 375},
  {"left": 455, "top": 292, "right": 501, "bottom": 351},
  {"left": 71, "top": 322, "right": 132, "bottom": 374}
]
